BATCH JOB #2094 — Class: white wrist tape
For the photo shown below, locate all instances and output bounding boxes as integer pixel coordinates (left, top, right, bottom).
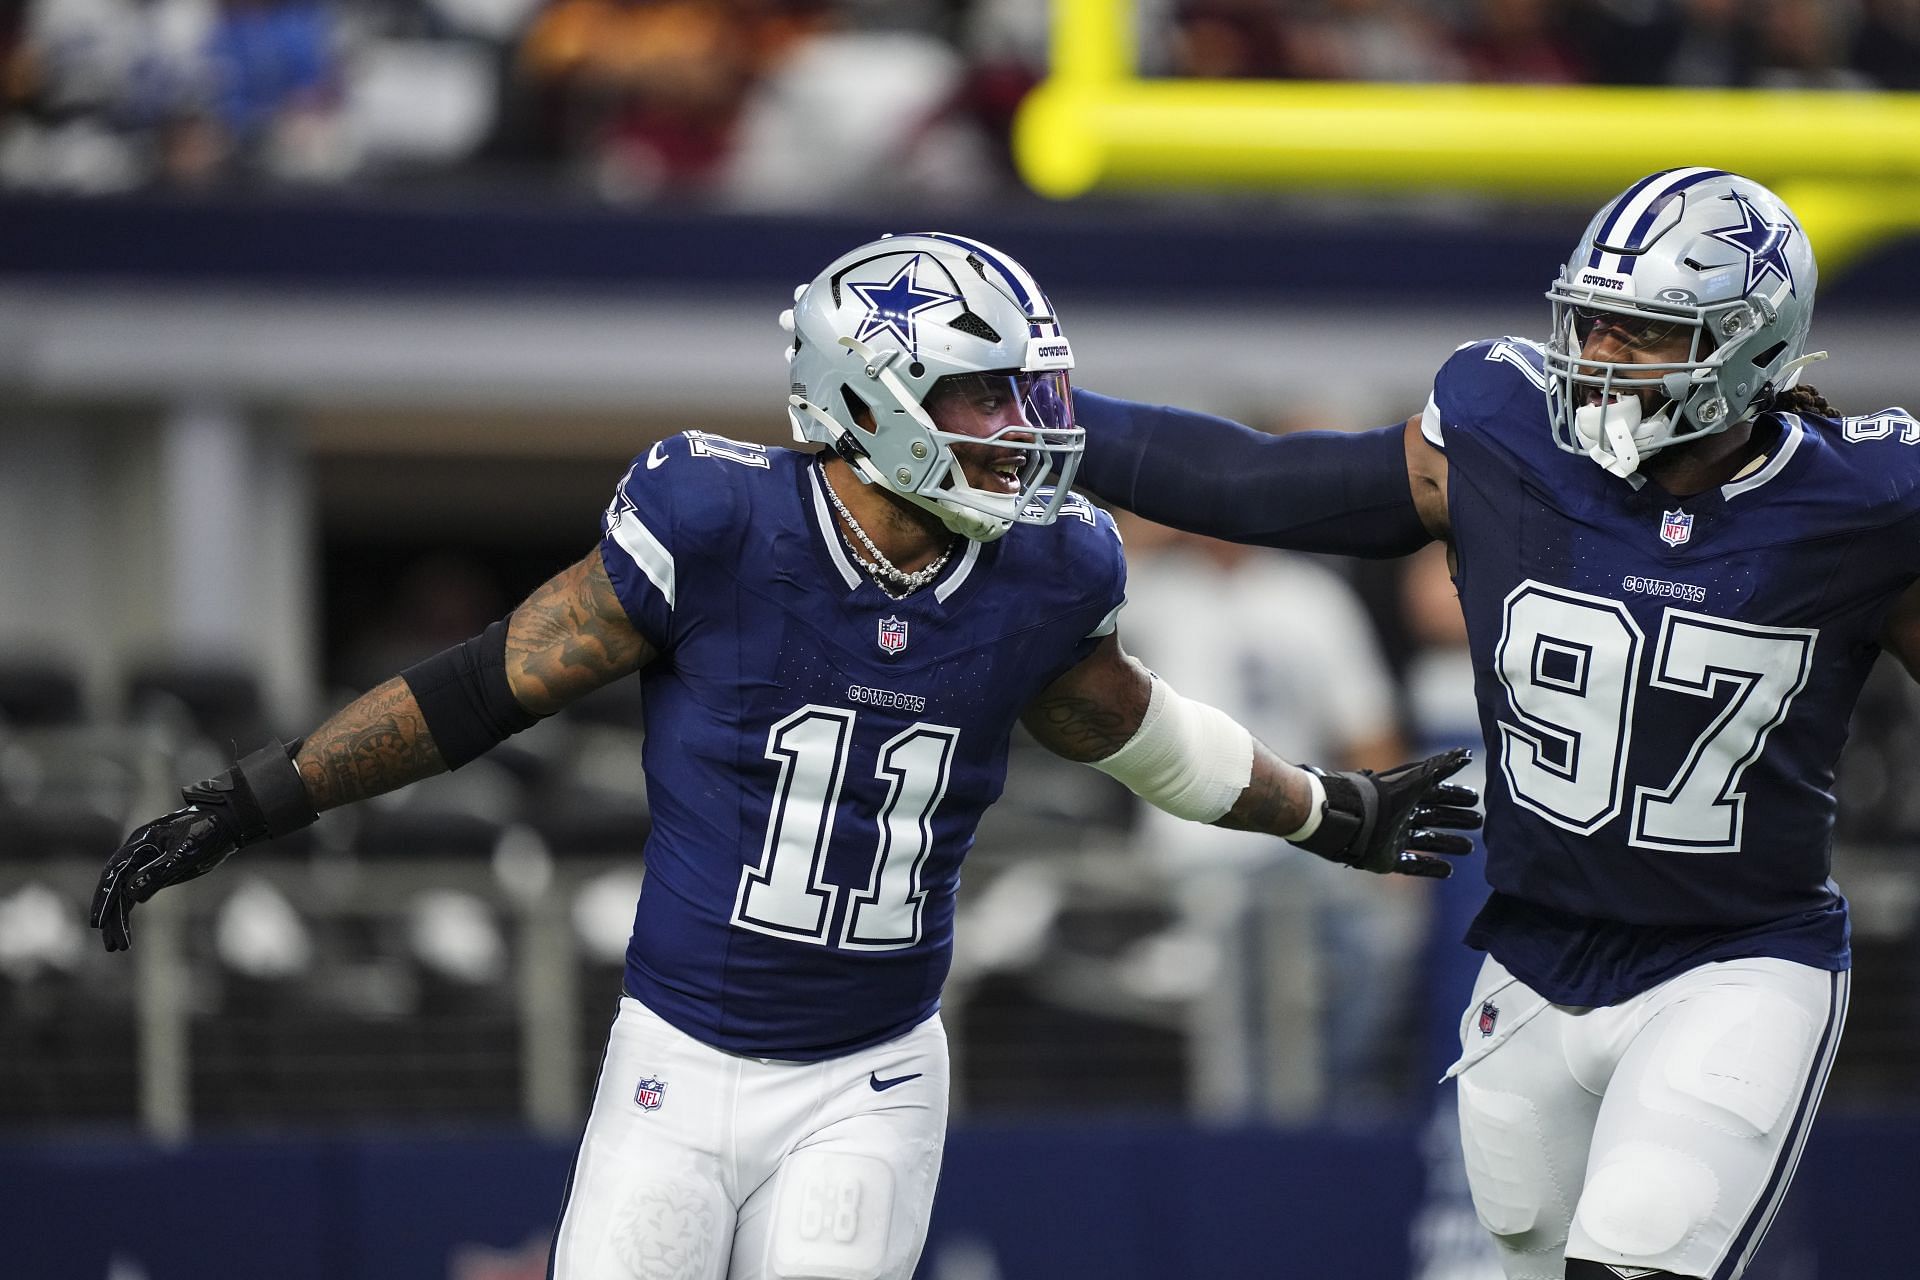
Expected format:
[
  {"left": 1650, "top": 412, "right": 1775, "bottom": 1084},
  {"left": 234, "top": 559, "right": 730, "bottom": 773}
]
[
  {"left": 1283, "top": 770, "right": 1327, "bottom": 842},
  {"left": 1088, "top": 676, "right": 1255, "bottom": 823}
]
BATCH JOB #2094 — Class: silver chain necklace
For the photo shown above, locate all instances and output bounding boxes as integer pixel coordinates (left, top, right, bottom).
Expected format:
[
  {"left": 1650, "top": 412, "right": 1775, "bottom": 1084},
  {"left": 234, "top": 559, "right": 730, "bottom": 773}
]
[{"left": 821, "top": 469, "right": 955, "bottom": 598}]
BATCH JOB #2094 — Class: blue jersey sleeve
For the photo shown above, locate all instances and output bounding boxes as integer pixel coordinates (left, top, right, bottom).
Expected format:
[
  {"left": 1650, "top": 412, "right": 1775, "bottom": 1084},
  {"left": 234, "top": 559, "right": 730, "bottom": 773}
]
[
  {"left": 1071, "top": 390, "right": 1430, "bottom": 557},
  {"left": 1825, "top": 407, "right": 1920, "bottom": 574},
  {"left": 1038, "top": 493, "right": 1129, "bottom": 686},
  {"left": 597, "top": 433, "right": 754, "bottom": 650},
  {"left": 1420, "top": 337, "right": 1554, "bottom": 462}
]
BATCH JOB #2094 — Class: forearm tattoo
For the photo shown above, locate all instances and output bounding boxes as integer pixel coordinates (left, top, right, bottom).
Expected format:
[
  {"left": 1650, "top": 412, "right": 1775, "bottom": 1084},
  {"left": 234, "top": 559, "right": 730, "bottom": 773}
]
[
  {"left": 1218, "top": 746, "right": 1313, "bottom": 836},
  {"left": 295, "top": 676, "right": 447, "bottom": 811},
  {"left": 506, "top": 555, "right": 652, "bottom": 715}
]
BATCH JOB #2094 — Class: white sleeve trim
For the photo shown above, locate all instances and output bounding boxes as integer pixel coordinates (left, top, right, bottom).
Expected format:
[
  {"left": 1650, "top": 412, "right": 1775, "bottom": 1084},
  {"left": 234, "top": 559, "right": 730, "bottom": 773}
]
[
  {"left": 1420, "top": 394, "right": 1447, "bottom": 450},
  {"left": 608, "top": 512, "right": 676, "bottom": 608}
]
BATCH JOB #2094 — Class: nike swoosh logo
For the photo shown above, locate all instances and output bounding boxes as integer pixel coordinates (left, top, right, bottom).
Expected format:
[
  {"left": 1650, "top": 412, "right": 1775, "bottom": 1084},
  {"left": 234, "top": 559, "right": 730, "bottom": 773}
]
[
  {"left": 646, "top": 442, "right": 668, "bottom": 469},
  {"left": 869, "top": 1071, "right": 922, "bottom": 1092}
]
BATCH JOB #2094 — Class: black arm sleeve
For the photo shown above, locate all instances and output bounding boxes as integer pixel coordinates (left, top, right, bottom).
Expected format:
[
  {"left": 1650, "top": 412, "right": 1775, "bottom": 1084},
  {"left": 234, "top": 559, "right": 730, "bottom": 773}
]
[
  {"left": 401, "top": 619, "right": 542, "bottom": 770},
  {"left": 1072, "top": 389, "right": 1433, "bottom": 558}
]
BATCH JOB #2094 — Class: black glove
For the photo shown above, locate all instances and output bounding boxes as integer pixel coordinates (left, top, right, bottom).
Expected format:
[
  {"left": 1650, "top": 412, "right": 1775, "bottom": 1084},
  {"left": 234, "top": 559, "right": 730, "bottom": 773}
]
[
  {"left": 1290, "top": 747, "right": 1481, "bottom": 879},
  {"left": 91, "top": 740, "right": 317, "bottom": 952}
]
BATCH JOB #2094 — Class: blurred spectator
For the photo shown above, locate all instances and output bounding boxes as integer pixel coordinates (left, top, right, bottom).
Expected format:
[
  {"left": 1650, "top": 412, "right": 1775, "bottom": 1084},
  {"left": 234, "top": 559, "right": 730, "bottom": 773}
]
[
  {"left": 1170, "top": 0, "right": 1291, "bottom": 79},
  {"left": 1750, "top": 0, "right": 1872, "bottom": 89},
  {"left": 1116, "top": 519, "right": 1418, "bottom": 1118},
  {"left": 205, "top": 0, "right": 347, "bottom": 180},
  {"left": 1660, "top": 0, "right": 1753, "bottom": 87},
  {"left": 3, "top": 0, "right": 1912, "bottom": 201},
  {"left": 1287, "top": 0, "right": 1463, "bottom": 82},
  {"left": 1454, "top": 0, "right": 1580, "bottom": 83},
  {"left": 516, "top": 0, "right": 822, "bottom": 200},
  {"left": 724, "top": 18, "right": 998, "bottom": 208},
  {"left": 1852, "top": 0, "right": 1920, "bottom": 89}
]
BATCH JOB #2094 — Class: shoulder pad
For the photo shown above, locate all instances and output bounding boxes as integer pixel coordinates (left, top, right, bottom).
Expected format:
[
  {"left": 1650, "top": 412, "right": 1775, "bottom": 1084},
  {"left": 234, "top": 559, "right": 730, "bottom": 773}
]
[{"left": 1425, "top": 337, "right": 1552, "bottom": 453}]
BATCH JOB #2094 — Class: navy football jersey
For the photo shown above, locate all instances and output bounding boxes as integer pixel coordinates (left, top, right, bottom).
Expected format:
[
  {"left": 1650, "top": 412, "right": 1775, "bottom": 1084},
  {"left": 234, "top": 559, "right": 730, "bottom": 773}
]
[
  {"left": 597, "top": 432, "right": 1126, "bottom": 1059},
  {"left": 1425, "top": 339, "right": 1920, "bottom": 1004}
]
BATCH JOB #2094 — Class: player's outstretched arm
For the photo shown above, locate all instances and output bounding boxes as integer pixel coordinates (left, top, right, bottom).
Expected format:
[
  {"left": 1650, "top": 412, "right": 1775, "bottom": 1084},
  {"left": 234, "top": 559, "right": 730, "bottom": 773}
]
[
  {"left": 1021, "top": 635, "right": 1479, "bottom": 877},
  {"left": 1070, "top": 390, "right": 1441, "bottom": 556},
  {"left": 92, "top": 550, "right": 656, "bottom": 951}
]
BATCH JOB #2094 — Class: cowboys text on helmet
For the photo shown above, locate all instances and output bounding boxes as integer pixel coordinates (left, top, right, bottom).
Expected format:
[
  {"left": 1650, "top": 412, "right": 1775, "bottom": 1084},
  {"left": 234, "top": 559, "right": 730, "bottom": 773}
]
[{"left": 1543, "top": 167, "right": 1823, "bottom": 478}]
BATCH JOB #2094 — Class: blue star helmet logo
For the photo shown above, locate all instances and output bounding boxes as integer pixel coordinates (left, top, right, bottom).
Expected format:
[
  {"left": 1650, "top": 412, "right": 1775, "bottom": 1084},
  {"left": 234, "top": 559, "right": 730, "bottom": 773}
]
[
  {"left": 1705, "top": 191, "right": 1799, "bottom": 297},
  {"left": 847, "top": 257, "right": 961, "bottom": 355}
]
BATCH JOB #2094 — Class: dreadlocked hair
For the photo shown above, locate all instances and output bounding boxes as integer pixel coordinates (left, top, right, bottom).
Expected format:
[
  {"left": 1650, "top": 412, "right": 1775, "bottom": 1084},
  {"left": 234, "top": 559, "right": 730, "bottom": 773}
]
[{"left": 1762, "top": 384, "right": 1840, "bottom": 420}]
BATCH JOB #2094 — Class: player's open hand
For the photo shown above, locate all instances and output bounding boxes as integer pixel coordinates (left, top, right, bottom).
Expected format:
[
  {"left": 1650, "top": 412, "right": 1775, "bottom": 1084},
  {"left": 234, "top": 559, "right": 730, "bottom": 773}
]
[
  {"left": 90, "top": 805, "right": 241, "bottom": 952},
  {"left": 1292, "top": 747, "right": 1481, "bottom": 878}
]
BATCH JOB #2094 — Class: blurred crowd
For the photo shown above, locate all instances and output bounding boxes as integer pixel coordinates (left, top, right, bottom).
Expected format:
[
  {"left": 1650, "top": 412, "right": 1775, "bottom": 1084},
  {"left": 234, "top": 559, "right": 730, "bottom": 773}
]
[{"left": 3, "top": 0, "right": 1918, "bottom": 201}]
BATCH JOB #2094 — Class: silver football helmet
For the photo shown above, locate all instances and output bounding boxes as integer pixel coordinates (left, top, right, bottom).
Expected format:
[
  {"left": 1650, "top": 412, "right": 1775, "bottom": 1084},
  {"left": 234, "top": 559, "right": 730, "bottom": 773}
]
[
  {"left": 781, "top": 232, "right": 1082, "bottom": 542},
  {"left": 1544, "top": 167, "right": 1823, "bottom": 477}
]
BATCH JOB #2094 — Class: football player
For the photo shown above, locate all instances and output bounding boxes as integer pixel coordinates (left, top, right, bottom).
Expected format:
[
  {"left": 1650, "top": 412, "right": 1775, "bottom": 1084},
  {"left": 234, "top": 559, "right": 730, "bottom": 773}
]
[
  {"left": 90, "top": 233, "right": 1481, "bottom": 1280},
  {"left": 1068, "top": 168, "right": 1901, "bottom": 1280}
]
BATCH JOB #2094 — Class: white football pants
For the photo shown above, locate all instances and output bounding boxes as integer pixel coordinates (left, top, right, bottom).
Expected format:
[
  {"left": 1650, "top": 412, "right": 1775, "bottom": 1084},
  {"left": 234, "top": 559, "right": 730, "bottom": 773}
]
[
  {"left": 550, "top": 996, "right": 949, "bottom": 1280},
  {"left": 1450, "top": 955, "right": 1847, "bottom": 1280}
]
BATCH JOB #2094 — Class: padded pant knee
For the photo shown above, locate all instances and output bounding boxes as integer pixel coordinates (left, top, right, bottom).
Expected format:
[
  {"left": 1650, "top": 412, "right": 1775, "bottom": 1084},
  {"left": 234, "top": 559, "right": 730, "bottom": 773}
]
[
  {"left": 769, "top": 1149, "right": 898, "bottom": 1280},
  {"left": 1574, "top": 1139, "right": 1719, "bottom": 1260}
]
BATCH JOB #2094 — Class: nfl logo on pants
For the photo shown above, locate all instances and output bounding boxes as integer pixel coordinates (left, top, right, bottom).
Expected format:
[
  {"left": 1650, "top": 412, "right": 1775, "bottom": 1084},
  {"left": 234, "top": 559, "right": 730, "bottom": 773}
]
[{"left": 634, "top": 1077, "right": 666, "bottom": 1111}]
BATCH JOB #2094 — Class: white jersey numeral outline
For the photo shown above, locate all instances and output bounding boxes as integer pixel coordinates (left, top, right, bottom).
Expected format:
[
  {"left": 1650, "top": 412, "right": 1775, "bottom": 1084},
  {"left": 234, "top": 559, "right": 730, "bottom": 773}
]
[
  {"left": 1483, "top": 338, "right": 1550, "bottom": 391},
  {"left": 1495, "top": 583, "right": 1642, "bottom": 834},
  {"left": 686, "top": 430, "right": 772, "bottom": 468},
  {"left": 732, "top": 706, "right": 958, "bottom": 950},
  {"left": 1632, "top": 609, "right": 1815, "bottom": 851},
  {"left": 1496, "top": 582, "right": 1816, "bottom": 853}
]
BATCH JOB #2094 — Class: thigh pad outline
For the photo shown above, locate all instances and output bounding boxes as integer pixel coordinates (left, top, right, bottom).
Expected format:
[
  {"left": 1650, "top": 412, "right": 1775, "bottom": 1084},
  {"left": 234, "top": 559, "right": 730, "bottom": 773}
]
[
  {"left": 1457, "top": 1075, "right": 1561, "bottom": 1240},
  {"left": 770, "top": 1150, "right": 897, "bottom": 1280},
  {"left": 1640, "top": 989, "right": 1815, "bottom": 1140}
]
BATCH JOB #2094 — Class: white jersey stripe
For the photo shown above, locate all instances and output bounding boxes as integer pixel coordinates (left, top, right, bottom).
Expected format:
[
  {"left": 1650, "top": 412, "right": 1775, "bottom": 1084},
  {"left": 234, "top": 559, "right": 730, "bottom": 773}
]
[
  {"left": 609, "top": 510, "right": 676, "bottom": 608},
  {"left": 807, "top": 470, "right": 864, "bottom": 591},
  {"left": 1722, "top": 415, "right": 1805, "bottom": 500},
  {"left": 934, "top": 538, "right": 981, "bottom": 602}
]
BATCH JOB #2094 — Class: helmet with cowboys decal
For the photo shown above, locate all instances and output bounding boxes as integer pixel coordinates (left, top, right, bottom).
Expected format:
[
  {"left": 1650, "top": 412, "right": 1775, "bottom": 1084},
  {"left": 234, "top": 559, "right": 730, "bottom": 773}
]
[
  {"left": 1543, "top": 167, "right": 1822, "bottom": 478},
  {"left": 781, "top": 232, "right": 1082, "bottom": 542}
]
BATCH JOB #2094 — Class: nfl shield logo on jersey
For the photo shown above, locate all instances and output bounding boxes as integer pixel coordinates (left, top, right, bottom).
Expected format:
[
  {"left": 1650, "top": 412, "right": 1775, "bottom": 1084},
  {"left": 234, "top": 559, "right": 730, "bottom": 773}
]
[
  {"left": 1478, "top": 1000, "right": 1499, "bottom": 1038},
  {"left": 877, "top": 616, "right": 909, "bottom": 655},
  {"left": 1659, "top": 509, "right": 1694, "bottom": 547},
  {"left": 634, "top": 1077, "right": 666, "bottom": 1111}
]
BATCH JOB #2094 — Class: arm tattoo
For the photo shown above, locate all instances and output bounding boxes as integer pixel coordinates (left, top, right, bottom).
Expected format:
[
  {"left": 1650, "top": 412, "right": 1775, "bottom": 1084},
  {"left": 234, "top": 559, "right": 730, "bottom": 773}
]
[
  {"left": 1216, "top": 745, "right": 1314, "bottom": 836},
  {"left": 296, "top": 676, "right": 447, "bottom": 811},
  {"left": 507, "top": 554, "right": 653, "bottom": 715},
  {"left": 1025, "top": 693, "right": 1141, "bottom": 763}
]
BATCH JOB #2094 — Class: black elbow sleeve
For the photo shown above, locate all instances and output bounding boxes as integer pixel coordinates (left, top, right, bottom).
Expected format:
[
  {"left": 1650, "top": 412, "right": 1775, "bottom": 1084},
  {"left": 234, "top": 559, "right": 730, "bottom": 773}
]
[{"left": 401, "top": 619, "right": 541, "bottom": 770}]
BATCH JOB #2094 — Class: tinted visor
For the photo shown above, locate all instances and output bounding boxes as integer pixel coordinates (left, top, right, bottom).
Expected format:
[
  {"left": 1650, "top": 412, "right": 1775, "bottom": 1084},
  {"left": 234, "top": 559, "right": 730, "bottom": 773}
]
[
  {"left": 930, "top": 370, "right": 1076, "bottom": 436},
  {"left": 1569, "top": 306, "right": 1691, "bottom": 349}
]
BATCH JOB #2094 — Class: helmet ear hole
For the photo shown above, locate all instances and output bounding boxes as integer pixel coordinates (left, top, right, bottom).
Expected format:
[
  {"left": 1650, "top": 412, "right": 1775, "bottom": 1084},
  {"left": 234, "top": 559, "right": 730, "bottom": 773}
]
[
  {"left": 840, "top": 386, "right": 878, "bottom": 434},
  {"left": 908, "top": 360, "right": 925, "bottom": 378}
]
